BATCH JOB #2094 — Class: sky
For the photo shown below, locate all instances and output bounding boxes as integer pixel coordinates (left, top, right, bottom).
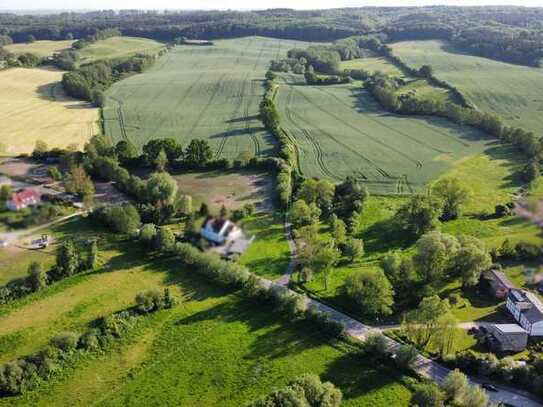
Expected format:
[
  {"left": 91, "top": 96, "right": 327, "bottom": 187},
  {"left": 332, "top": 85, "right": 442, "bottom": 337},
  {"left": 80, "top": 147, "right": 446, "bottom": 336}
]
[{"left": 0, "top": 0, "right": 542, "bottom": 11}]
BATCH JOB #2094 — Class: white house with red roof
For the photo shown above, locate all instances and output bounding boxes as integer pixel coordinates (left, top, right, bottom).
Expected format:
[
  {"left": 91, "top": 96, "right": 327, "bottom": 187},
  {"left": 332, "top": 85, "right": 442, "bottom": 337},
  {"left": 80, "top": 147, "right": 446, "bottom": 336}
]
[{"left": 6, "top": 188, "right": 41, "bottom": 211}]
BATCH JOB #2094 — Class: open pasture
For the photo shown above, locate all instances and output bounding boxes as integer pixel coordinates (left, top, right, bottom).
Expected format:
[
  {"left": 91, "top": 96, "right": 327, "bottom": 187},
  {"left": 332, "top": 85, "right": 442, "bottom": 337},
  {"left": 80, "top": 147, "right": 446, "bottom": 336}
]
[
  {"left": 340, "top": 56, "right": 403, "bottom": 77},
  {"left": 276, "top": 75, "right": 491, "bottom": 194},
  {"left": 78, "top": 36, "right": 164, "bottom": 64},
  {"left": 0, "top": 68, "right": 98, "bottom": 154},
  {"left": 103, "top": 37, "right": 310, "bottom": 159},
  {"left": 4, "top": 40, "right": 73, "bottom": 57},
  {"left": 390, "top": 40, "right": 543, "bottom": 135},
  {"left": 0, "top": 218, "right": 412, "bottom": 406}
]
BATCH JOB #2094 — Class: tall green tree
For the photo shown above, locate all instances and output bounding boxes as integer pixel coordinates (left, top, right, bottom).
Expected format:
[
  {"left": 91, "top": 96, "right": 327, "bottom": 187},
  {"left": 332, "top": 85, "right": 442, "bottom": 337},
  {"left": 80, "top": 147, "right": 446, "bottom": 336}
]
[
  {"left": 412, "top": 231, "right": 459, "bottom": 285},
  {"left": 396, "top": 195, "right": 442, "bottom": 236},
  {"left": 184, "top": 139, "right": 213, "bottom": 166},
  {"left": 432, "top": 177, "right": 471, "bottom": 220},
  {"left": 342, "top": 269, "right": 394, "bottom": 318},
  {"left": 27, "top": 262, "right": 47, "bottom": 292}
]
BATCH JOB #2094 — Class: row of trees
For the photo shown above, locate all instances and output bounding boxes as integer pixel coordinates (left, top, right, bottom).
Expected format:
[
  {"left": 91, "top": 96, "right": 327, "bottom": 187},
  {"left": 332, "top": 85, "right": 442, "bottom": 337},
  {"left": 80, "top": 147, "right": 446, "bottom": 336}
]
[
  {"left": 62, "top": 52, "right": 160, "bottom": 105},
  {"left": 0, "top": 239, "right": 98, "bottom": 305},
  {"left": 365, "top": 71, "right": 542, "bottom": 176},
  {"left": 0, "top": 288, "right": 175, "bottom": 396}
]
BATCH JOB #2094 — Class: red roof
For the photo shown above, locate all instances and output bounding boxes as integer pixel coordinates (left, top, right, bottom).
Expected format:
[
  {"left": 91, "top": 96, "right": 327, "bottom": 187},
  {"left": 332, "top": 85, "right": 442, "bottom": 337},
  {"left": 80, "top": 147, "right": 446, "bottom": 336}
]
[{"left": 9, "top": 188, "right": 41, "bottom": 207}]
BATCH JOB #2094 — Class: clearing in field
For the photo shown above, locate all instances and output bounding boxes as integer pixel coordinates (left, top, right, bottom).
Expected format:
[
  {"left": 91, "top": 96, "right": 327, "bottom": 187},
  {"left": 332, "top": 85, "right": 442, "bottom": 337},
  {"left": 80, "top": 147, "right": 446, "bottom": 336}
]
[
  {"left": 4, "top": 40, "right": 74, "bottom": 57},
  {"left": 340, "top": 56, "right": 403, "bottom": 77},
  {"left": 276, "top": 74, "right": 491, "bottom": 194},
  {"left": 0, "top": 68, "right": 98, "bottom": 155},
  {"left": 103, "top": 36, "right": 310, "bottom": 159},
  {"left": 390, "top": 40, "right": 543, "bottom": 135},
  {"left": 78, "top": 36, "right": 165, "bottom": 64},
  {"left": 172, "top": 170, "right": 273, "bottom": 213}
]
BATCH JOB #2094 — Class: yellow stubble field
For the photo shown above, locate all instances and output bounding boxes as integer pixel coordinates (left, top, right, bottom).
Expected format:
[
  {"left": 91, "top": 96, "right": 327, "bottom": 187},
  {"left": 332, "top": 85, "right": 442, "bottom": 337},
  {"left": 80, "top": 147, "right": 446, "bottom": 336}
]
[{"left": 0, "top": 67, "right": 98, "bottom": 155}]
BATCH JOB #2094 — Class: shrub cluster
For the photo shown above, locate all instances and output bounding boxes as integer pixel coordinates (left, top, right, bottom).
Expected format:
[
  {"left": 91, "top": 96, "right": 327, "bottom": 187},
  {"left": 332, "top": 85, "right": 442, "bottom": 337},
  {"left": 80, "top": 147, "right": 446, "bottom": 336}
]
[
  {"left": 304, "top": 71, "right": 351, "bottom": 86},
  {"left": 247, "top": 373, "right": 342, "bottom": 407},
  {"left": 446, "top": 350, "right": 543, "bottom": 398}
]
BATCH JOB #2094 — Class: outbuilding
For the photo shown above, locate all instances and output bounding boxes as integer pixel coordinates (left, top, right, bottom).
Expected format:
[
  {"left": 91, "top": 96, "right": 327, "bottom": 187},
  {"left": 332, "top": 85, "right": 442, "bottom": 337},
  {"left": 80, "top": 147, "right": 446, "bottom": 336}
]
[
  {"left": 506, "top": 289, "right": 543, "bottom": 336},
  {"left": 487, "top": 324, "right": 528, "bottom": 352}
]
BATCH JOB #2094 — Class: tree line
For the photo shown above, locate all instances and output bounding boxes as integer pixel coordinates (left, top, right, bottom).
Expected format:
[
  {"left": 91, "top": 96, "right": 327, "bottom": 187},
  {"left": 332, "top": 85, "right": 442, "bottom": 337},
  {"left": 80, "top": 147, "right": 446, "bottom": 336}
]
[
  {"left": 2, "top": 7, "right": 543, "bottom": 67},
  {"left": 62, "top": 52, "right": 161, "bottom": 105}
]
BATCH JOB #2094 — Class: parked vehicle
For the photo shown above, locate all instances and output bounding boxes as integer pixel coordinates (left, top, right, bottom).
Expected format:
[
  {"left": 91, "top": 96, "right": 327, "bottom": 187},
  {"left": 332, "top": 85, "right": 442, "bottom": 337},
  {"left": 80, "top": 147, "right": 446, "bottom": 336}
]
[{"left": 482, "top": 383, "right": 499, "bottom": 392}]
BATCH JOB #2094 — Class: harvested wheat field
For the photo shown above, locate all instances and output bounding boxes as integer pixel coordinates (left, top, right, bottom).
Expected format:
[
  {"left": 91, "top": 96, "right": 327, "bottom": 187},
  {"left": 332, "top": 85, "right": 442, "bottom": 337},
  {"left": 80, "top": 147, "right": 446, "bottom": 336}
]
[{"left": 0, "top": 67, "right": 98, "bottom": 155}]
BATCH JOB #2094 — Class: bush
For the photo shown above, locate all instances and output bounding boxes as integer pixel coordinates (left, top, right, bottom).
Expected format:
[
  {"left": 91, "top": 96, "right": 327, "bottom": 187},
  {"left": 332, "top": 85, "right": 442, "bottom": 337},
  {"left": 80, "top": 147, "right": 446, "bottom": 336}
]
[
  {"left": 304, "top": 306, "right": 345, "bottom": 339},
  {"left": 395, "top": 344, "right": 418, "bottom": 371},
  {"left": 362, "top": 332, "right": 389, "bottom": 358},
  {"left": 50, "top": 332, "right": 79, "bottom": 352},
  {"left": 515, "top": 241, "right": 540, "bottom": 260},
  {"left": 411, "top": 382, "right": 445, "bottom": 407},
  {"left": 135, "top": 289, "right": 164, "bottom": 313}
]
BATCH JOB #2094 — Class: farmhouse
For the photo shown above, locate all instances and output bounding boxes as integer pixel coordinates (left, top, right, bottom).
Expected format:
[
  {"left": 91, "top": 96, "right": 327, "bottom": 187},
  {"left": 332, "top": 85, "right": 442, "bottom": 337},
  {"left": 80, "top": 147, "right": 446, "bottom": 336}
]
[
  {"left": 487, "top": 324, "right": 528, "bottom": 352},
  {"left": 506, "top": 289, "right": 543, "bottom": 336},
  {"left": 484, "top": 269, "right": 515, "bottom": 299},
  {"left": 201, "top": 217, "right": 242, "bottom": 245},
  {"left": 6, "top": 188, "right": 41, "bottom": 211}
]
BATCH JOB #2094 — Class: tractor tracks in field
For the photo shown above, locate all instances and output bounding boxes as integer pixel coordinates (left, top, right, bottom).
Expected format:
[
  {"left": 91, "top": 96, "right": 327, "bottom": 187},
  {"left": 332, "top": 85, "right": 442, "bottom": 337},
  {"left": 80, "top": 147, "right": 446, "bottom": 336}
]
[
  {"left": 187, "top": 73, "right": 228, "bottom": 139},
  {"left": 284, "top": 88, "right": 339, "bottom": 180},
  {"left": 316, "top": 87, "right": 451, "bottom": 158},
  {"left": 292, "top": 86, "right": 421, "bottom": 169},
  {"left": 285, "top": 86, "right": 395, "bottom": 182}
]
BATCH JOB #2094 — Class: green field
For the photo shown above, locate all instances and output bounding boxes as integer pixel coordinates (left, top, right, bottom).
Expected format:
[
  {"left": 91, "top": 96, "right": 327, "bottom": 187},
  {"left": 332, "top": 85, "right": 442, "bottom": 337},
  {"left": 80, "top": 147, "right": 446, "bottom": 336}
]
[
  {"left": 340, "top": 56, "right": 403, "bottom": 76},
  {"left": 304, "top": 143, "right": 543, "bottom": 322},
  {"left": 103, "top": 37, "right": 309, "bottom": 159},
  {"left": 78, "top": 36, "right": 164, "bottom": 64},
  {"left": 390, "top": 40, "right": 543, "bottom": 135},
  {"left": 4, "top": 40, "right": 74, "bottom": 57},
  {"left": 276, "top": 74, "right": 491, "bottom": 194},
  {"left": 0, "top": 218, "right": 413, "bottom": 406}
]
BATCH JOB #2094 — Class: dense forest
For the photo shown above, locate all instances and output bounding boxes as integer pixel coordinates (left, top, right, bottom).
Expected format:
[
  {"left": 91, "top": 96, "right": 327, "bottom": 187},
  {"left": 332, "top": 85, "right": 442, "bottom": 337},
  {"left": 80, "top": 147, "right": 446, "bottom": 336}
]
[{"left": 1, "top": 6, "right": 543, "bottom": 66}]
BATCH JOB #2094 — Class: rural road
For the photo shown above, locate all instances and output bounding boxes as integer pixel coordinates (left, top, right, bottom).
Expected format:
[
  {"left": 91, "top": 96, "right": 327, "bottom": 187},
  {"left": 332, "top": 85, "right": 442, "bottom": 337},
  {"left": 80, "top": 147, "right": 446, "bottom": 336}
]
[
  {"left": 0, "top": 211, "right": 83, "bottom": 245},
  {"left": 270, "top": 221, "right": 543, "bottom": 407}
]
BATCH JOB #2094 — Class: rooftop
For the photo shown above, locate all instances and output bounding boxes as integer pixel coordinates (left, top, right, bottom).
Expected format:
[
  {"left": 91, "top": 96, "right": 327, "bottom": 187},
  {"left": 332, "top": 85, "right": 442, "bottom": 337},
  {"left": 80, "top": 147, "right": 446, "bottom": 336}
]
[
  {"left": 486, "top": 269, "right": 515, "bottom": 289},
  {"left": 494, "top": 324, "right": 527, "bottom": 334}
]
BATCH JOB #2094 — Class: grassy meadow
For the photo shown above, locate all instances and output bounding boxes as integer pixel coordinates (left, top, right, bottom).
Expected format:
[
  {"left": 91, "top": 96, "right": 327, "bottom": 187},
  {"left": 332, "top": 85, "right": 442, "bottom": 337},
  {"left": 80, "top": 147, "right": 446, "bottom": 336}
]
[
  {"left": 304, "top": 143, "right": 543, "bottom": 323},
  {"left": 4, "top": 40, "right": 74, "bottom": 57},
  {"left": 0, "top": 67, "right": 98, "bottom": 154},
  {"left": 0, "top": 217, "right": 413, "bottom": 406},
  {"left": 390, "top": 40, "right": 543, "bottom": 135},
  {"left": 276, "top": 73, "right": 491, "bottom": 194},
  {"left": 340, "top": 56, "right": 403, "bottom": 76},
  {"left": 78, "top": 36, "right": 165, "bottom": 64},
  {"left": 103, "top": 37, "right": 311, "bottom": 159}
]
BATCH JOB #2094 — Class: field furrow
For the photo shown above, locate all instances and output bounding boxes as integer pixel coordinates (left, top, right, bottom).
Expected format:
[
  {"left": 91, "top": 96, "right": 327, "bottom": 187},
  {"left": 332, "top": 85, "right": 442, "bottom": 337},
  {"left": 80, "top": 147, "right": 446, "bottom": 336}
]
[
  {"left": 276, "top": 74, "right": 493, "bottom": 194},
  {"left": 103, "top": 37, "right": 312, "bottom": 159}
]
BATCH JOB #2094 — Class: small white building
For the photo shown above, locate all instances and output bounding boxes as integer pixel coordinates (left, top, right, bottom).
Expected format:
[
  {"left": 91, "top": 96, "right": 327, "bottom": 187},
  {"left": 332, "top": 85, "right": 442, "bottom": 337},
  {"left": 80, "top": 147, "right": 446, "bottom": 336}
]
[
  {"left": 201, "top": 217, "right": 242, "bottom": 245},
  {"left": 506, "top": 289, "right": 543, "bottom": 336}
]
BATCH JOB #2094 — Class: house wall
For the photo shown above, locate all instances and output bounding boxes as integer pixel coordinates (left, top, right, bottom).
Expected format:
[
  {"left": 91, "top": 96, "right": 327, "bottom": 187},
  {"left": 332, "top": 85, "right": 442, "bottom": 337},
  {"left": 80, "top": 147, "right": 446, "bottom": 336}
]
[{"left": 532, "top": 321, "right": 543, "bottom": 336}]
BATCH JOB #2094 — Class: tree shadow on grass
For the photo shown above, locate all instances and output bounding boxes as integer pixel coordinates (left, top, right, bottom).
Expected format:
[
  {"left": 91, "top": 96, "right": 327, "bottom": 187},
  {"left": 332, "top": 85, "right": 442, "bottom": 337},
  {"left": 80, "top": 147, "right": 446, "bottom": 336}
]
[
  {"left": 482, "top": 143, "right": 524, "bottom": 190},
  {"left": 322, "top": 352, "right": 408, "bottom": 401},
  {"left": 174, "top": 299, "right": 325, "bottom": 360},
  {"left": 359, "top": 217, "right": 416, "bottom": 256}
]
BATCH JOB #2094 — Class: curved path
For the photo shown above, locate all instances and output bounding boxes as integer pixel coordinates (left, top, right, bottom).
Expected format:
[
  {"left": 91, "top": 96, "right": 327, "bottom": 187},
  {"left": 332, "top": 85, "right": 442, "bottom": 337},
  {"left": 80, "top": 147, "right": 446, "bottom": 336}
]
[{"left": 270, "top": 221, "right": 543, "bottom": 407}]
